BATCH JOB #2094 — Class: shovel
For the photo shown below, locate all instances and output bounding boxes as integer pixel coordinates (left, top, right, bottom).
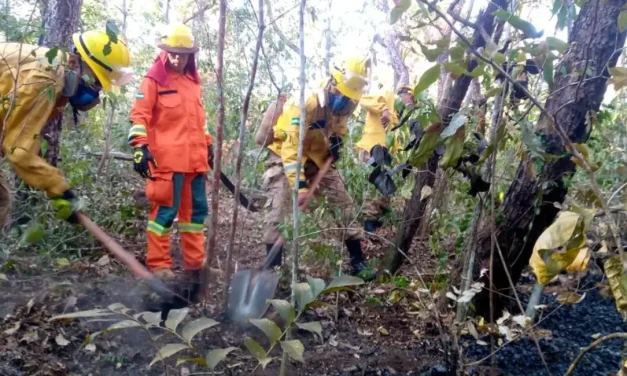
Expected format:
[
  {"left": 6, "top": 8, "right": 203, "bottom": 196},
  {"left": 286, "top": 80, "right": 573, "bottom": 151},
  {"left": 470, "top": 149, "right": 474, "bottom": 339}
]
[
  {"left": 76, "top": 212, "right": 188, "bottom": 315},
  {"left": 226, "top": 158, "right": 334, "bottom": 324}
]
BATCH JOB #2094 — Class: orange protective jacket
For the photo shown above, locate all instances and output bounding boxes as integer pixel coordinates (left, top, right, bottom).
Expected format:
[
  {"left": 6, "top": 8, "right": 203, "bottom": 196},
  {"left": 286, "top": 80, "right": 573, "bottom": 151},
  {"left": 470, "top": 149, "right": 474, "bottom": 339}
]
[{"left": 128, "top": 52, "right": 212, "bottom": 174}]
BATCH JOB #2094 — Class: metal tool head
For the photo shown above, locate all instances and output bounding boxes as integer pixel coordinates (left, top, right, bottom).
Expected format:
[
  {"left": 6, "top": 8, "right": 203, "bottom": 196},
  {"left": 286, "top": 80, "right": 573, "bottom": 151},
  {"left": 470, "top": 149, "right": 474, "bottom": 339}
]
[{"left": 226, "top": 268, "right": 280, "bottom": 324}]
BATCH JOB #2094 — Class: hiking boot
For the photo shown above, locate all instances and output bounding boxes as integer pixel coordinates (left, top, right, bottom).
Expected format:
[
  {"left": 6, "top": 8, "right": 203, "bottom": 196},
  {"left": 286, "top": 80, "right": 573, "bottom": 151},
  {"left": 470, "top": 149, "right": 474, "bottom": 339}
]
[
  {"left": 153, "top": 268, "right": 176, "bottom": 281},
  {"left": 345, "top": 239, "right": 375, "bottom": 282},
  {"left": 266, "top": 243, "right": 283, "bottom": 268},
  {"left": 364, "top": 219, "right": 383, "bottom": 234}
]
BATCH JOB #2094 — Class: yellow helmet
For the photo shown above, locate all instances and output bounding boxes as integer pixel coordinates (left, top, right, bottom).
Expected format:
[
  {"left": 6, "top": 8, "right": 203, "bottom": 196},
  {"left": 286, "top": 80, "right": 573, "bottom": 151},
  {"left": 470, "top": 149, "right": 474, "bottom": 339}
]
[
  {"left": 330, "top": 56, "right": 370, "bottom": 101},
  {"left": 72, "top": 29, "right": 132, "bottom": 93},
  {"left": 158, "top": 23, "right": 199, "bottom": 54}
]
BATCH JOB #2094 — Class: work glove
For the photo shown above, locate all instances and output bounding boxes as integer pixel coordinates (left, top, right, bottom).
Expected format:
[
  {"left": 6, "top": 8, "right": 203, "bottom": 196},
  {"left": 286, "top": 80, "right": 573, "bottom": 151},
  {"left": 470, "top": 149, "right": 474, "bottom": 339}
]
[
  {"left": 133, "top": 145, "right": 157, "bottom": 179},
  {"left": 329, "top": 135, "right": 343, "bottom": 161},
  {"left": 51, "top": 190, "right": 79, "bottom": 224}
]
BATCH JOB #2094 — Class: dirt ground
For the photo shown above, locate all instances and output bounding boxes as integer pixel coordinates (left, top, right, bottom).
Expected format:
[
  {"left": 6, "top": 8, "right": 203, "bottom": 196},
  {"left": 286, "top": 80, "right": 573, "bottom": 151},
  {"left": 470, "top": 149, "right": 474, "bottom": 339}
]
[
  {"left": 1, "top": 190, "right": 625, "bottom": 375},
  {"left": 0, "top": 192, "right": 445, "bottom": 376}
]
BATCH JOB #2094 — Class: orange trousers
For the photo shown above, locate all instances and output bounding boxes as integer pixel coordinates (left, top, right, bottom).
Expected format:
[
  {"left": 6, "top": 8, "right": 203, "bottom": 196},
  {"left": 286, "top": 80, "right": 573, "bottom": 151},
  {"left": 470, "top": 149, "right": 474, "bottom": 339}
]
[{"left": 145, "top": 172, "right": 208, "bottom": 271}]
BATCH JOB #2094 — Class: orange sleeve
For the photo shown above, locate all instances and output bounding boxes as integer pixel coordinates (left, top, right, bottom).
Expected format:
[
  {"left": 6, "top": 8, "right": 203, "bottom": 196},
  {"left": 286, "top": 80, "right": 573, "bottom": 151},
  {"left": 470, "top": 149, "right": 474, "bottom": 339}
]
[{"left": 128, "top": 78, "right": 157, "bottom": 147}]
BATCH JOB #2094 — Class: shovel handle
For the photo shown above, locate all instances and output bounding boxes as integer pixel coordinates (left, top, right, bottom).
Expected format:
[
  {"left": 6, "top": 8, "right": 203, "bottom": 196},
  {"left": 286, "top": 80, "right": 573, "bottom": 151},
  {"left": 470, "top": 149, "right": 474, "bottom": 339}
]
[{"left": 298, "top": 158, "right": 334, "bottom": 211}]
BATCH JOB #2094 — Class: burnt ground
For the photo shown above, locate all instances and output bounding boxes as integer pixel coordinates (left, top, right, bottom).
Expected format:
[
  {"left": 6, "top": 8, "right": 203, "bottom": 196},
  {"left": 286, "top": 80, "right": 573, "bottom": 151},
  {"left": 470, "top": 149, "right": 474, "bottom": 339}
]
[{"left": 1, "top": 190, "right": 626, "bottom": 375}]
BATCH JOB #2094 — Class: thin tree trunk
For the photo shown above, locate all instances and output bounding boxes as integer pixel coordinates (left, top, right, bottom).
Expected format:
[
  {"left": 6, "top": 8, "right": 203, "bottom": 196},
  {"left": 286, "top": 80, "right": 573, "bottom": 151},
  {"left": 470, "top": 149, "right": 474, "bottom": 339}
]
[
  {"left": 224, "top": 0, "right": 265, "bottom": 308},
  {"left": 382, "top": 0, "right": 509, "bottom": 275},
  {"left": 378, "top": 0, "right": 409, "bottom": 88},
  {"left": 165, "top": 0, "right": 170, "bottom": 23},
  {"left": 39, "top": 0, "right": 83, "bottom": 166},
  {"left": 324, "top": 0, "right": 332, "bottom": 76},
  {"left": 472, "top": 0, "right": 627, "bottom": 319},
  {"left": 204, "top": 0, "right": 227, "bottom": 299},
  {"left": 266, "top": 0, "right": 300, "bottom": 54}
]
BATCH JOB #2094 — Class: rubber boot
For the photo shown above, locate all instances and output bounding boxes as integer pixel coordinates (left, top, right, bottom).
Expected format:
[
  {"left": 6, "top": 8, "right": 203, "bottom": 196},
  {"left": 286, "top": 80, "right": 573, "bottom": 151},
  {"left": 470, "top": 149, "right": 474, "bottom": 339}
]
[
  {"left": 364, "top": 219, "right": 383, "bottom": 234},
  {"left": 266, "top": 244, "right": 283, "bottom": 268},
  {"left": 345, "top": 239, "right": 375, "bottom": 281}
]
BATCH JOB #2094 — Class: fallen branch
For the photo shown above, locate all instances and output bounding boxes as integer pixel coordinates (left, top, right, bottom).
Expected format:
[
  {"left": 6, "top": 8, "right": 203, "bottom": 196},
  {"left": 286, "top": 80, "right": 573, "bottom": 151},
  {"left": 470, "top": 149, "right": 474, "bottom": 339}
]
[{"left": 564, "top": 333, "right": 627, "bottom": 376}]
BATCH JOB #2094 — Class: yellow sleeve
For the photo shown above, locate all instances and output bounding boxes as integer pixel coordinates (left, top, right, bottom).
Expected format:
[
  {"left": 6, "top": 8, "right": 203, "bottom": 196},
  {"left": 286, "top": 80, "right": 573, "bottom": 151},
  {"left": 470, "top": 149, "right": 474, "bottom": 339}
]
[
  {"left": 279, "top": 104, "right": 308, "bottom": 193},
  {"left": 2, "top": 68, "right": 69, "bottom": 198},
  {"left": 359, "top": 94, "right": 387, "bottom": 114}
]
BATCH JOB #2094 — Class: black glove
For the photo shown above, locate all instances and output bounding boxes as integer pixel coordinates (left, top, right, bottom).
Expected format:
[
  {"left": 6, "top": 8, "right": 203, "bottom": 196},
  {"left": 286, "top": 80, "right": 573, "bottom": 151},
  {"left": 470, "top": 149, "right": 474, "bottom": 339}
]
[
  {"left": 329, "top": 135, "right": 343, "bottom": 161},
  {"left": 133, "top": 145, "right": 157, "bottom": 179},
  {"left": 51, "top": 190, "right": 79, "bottom": 223},
  {"left": 207, "top": 144, "right": 214, "bottom": 165}
]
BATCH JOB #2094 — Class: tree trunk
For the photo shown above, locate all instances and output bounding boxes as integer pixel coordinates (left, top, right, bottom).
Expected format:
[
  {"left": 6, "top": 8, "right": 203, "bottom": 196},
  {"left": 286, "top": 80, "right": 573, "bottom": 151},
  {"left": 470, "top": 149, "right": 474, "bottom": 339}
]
[
  {"left": 39, "top": 0, "right": 83, "bottom": 166},
  {"left": 378, "top": 0, "right": 409, "bottom": 88},
  {"left": 382, "top": 0, "right": 509, "bottom": 274},
  {"left": 472, "top": 0, "right": 627, "bottom": 319}
]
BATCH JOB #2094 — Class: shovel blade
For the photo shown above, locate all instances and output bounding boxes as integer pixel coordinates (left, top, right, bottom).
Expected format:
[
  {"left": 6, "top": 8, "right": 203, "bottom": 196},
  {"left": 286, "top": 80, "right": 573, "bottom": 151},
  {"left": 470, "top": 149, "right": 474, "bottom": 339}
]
[{"left": 227, "top": 269, "right": 280, "bottom": 324}]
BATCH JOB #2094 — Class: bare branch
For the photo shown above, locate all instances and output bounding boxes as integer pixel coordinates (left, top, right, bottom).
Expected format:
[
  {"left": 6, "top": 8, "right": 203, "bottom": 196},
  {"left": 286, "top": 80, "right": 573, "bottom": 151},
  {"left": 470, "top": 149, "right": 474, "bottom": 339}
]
[
  {"left": 565, "top": 333, "right": 627, "bottom": 376},
  {"left": 266, "top": 0, "right": 300, "bottom": 54}
]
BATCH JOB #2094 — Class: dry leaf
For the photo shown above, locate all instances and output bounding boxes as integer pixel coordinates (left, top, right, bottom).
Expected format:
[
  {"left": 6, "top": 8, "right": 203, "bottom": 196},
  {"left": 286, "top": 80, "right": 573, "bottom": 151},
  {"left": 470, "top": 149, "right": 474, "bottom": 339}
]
[
  {"left": 496, "top": 310, "right": 511, "bottom": 325},
  {"left": 476, "top": 340, "right": 488, "bottom": 346},
  {"left": 66, "top": 296, "right": 77, "bottom": 309},
  {"left": 512, "top": 315, "right": 531, "bottom": 328},
  {"left": 97, "top": 255, "right": 110, "bottom": 267},
  {"left": 467, "top": 321, "right": 479, "bottom": 340},
  {"left": 378, "top": 326, "right": 389, "bottom": 336},
  {"left": 556, "top": 291, "right": 586, "bottom": 305},
  {"left": 4, "top": 321, "right": 20, "bottom": 335},
  {"left": 591, "top": 333, "right": 601, "bottom": 339},
  {"left": 412, "top": 329, "right": 421, "bottom": 339},
  {"left": 85, "top": 343, "right": 96, "bottom": 352},
  {"left": 446, "top": 292, "right": 458, "bottom": 301},
  {"left": 420, "top": 186, "right": 433, "bottom": 201},
  {"left": 358, "top": 328, "right": 373, "bottom": 337},
  {"left": 55, "top": 333, "right": 70, "bottom": 347}
]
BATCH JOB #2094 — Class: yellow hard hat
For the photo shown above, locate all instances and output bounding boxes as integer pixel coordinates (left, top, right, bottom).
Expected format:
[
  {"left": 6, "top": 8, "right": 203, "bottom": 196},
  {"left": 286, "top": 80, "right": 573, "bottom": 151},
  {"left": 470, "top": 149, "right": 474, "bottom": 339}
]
[
  {"left": 72, "top": 29, "right": 133, "bottom": 93},
  {"left": 330, "top": 56, "right": 370, "bottom": 101},
  {"left": 158, "top": 23, "right": 199, "bottom": 54}
]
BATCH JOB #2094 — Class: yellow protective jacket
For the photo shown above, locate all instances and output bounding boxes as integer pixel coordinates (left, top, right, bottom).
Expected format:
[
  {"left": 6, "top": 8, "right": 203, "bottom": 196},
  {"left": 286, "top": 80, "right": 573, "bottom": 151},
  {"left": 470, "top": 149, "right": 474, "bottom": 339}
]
[
  {"left": 355, "top": 91, "right": 400, "bottom": 154},
  {"left": 267, "top": 93, "right": 348, "bottom": 192},
  {"left": 0, "top": 43, "right": 70, "bottom": 198}
]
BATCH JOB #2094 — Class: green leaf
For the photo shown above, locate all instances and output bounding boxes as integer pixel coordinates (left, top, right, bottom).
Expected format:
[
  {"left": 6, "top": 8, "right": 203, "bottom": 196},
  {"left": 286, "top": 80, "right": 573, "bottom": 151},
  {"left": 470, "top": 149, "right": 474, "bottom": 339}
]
[
  {"left": 107, "top": 303, "right": 131, "bottom": 314},
  {"left": 50, "top": 309, "right": 116, "bottom": 320},
  {"left": 140, "top": 311, "right": 162, "bottom": 326},
  {"left": 294, "top": 282, "right": 315, "bottom": 310},
  {"left": 105, "top": 20, "right": 120, "bottom": 44},
  {"left": 439, "top": 128, "right": 465, "bottom": 169},
  {"left": 176, "top": 357, "right": 206, "bottom": 367},
  {"left": 608, "top": 67, "right": 627, "bottom": 91},
  {"left": 409, "top": 122, "right": 445, "bottom": 167},
  {"left": 0, "top": 273, "right": 7, "bottom": 281},
  {"left": 449, "top": 44, "right": 465, "bottom": 61},
  {"left": 89, "top": 319, "right": 141, "bottom": 342},
  {"left": 296, "top": 321, "right": 323, "bottom": 340},
  {"left": 439, "top": 114, "right": 467, "bottom": 140},
  {"left": 546, "top": 37, "right": 569, "bottom": 53},
  {"left": 414, "top": 64, "right": 441, "bottom": 96},
  {"left": 485, "top": 87, "right": 503, "bottom": 98},
  {"left": 206, "top": 347, "right": 238, "bottom": 371},
  {"left": 492, "top": 52, "right": 506, "bottom": 65},
  {"left": 182, "top": 318, "right": 219, "bottom": 342},
  {"left": 467, "top": 65, "right": 485, "bottom": 78},
  {"left": 244, "top": 337, "right": 272, "bottom": 368},
  {"left": 307, "top": 276, "right": 326, "bottom": 299},
  {"left": 520, "top": 121, "right": 545, "bottom": 160},
  {"left": 249, "top": 318, "right": 282, "bottom": 343},
  {"left": 20, "top": 223, "right": 45, "bottom": 245},
  {"left": 45, "top": 47, "right": 59, "bottom": 64},
  {"left": 268, "top": 299, "right": 296, "bottom": 324},
  {"left": 102, "top": 43, "right": 112, "bottom": 56},
  {"left": 619, "top": 11, "right": 627, "bottom": 32},
  {"left": 281, "top": 340, "right": 305, "bottom": 363},
  {"left": 390, "top": 0, "right": 411, "bottom": 24},
  {"left": 444, "top": 62, "right": 466, "bottom": 76},
  {"left": 543, "top": 59, "right": 554, "bottom": 89},
  {"left": 418, "top": 42, "right": 444, "bottom": 62},
  {"left": 322, "top": 275, "right": 365, "bottom": 294},
  {"left": 493, "top": 10, "right": 542, "bottom": 39},
  {"left": 165, "top": 308, "right": 189, "bottom": 331},
  {"left": 149, "top": 343, "right": 190, "bottom": 366}
]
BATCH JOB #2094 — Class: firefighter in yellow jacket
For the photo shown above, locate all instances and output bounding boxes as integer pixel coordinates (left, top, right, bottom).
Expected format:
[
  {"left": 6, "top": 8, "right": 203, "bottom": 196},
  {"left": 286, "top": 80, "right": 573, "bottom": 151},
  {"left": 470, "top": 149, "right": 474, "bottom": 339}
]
[
  {"left": 356, "top": 85, "right": 416, "bottom": 233},
  {"left": 261, "top": 56, "right": 374, "bottom": 279},
  {"left": 0, "top": 29, "right": 132, "bottom": 228}
]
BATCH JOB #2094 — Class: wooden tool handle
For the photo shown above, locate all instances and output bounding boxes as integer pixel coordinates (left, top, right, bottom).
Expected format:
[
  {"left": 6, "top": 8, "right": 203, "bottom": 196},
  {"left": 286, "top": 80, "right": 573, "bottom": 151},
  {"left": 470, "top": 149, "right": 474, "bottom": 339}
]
[
  {"left": 77, "top": 212, "right": 152, "bottom": 280},
  {"left": 299, "top": 158, "right": 334, "bottom": 211}
]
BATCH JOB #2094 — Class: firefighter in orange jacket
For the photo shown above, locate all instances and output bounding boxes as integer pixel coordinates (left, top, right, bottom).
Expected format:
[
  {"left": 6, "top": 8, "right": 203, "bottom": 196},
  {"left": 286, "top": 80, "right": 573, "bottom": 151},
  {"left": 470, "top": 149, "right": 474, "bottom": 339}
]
[{"left": 128, "top": 24, "right": 212, "bottom": 282}]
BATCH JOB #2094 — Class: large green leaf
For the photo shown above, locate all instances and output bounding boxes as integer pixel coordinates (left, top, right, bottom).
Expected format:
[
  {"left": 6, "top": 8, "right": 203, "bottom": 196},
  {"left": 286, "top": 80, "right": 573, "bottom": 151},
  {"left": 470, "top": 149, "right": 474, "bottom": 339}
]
[
  {"left": 149, "top": 343, "right": 190, "bottom": 366},
  {"left": 249, "top": 318, "right": 282, "bottom": 343},
  {"left": 444, "top": 62, "right": 466, "bottom": 76},
  {"left": 296, "top": 321, "right": 323, "bottom": 340},
  {"left": 546, "top": 37, "right": 569, "bottom": 53},
  {"left": 182, "top": 318, "right": 219, "bottom": 342},
  {"left": 165, "top": 308, "right": 189, "bottom": 331},
  {"left": 268, "top": 299, "right": 296, "bottom": 324},
  {"left": 281, "top": 340, "right": 305, "bottom": 363},
  {"left": 244, "top": 337, "right": 272, "bottom": 368},
  {"left": 619, "top": 11, "right": 627, "bottom": 33},
  {"left": 439, "top": 114, "right": 467, "bottom": 140},
  {"left": 322, "top": 275, "right": 364, "bottom": 294},
  {"left": 418, "top": 42, "right": 444, "bottom": 62},
  {"left": 543, "top": 59, "right": 554, "bottom": 89},
  {"left": 206, "top": 347, "right": 238, "bottom": 371},
  {"left": 439, "top": 128, "right": 465, "bottom": 169},
  {"left": 409, "top": 122, "right": 445, "bottom": 167},
  {"left": 493, "top": 10, "right": 542, "bottom": 39},
  {"left": 520, "top": 121, "right": 545, "bottom": 160},
  {"left": 20, "top": 223, "right": 45, "bottom": 246},
  {"left": 88, "top": 320, "right": 141, "bottom": 342},
  {"left": 50, "top": 309, "right": 116, "bottom": 320},
  {"left": 307, "top": 276, "right": 326, "bottom": 299},
  {"left": 414, "top": 64, "right": 441, "bottom": 96},
  {"left": 449, "top": 44, "right": 466, "bottom": 61},
  {"left": 294, "top": 282, "right": 315, "bottom": 310},
  {"left": 390, "top": 0, "right": 411, "bottom": 24}
]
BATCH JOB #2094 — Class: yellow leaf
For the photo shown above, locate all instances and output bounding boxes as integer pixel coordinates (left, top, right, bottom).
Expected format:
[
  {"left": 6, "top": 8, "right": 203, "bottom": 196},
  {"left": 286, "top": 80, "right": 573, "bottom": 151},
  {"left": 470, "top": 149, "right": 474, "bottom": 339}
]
[
  {"left": 378, "top": 326, "right": 389, "bottom": 336},
  {"left": 565, "top": 248, "right": 591, "bottom": 272},
  {"left": 420, "top": 186, "right": 433, "bottom": 201},
  {"left": 556, "top": 291, "right": 586, "bottom": 305},
  {"left": 604, "top": 256, "right": 627, "bottom": 313},
  {"left": 608, "top": 67, "right": 627, "bottom": 91}
]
